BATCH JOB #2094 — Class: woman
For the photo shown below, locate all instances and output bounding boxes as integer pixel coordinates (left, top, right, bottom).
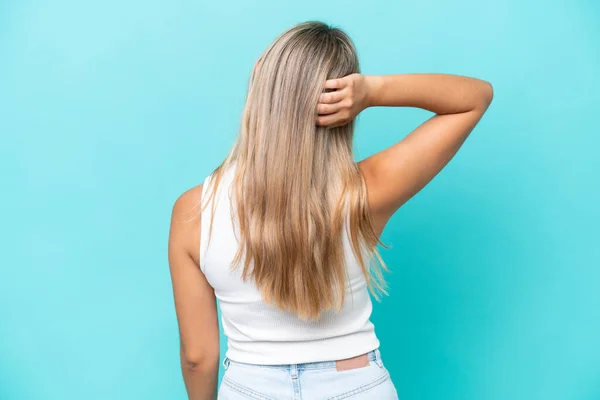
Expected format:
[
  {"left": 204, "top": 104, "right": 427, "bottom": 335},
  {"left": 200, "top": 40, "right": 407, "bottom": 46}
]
[{"left": 168, "top": 21, "right": 493, "bottom": 400}]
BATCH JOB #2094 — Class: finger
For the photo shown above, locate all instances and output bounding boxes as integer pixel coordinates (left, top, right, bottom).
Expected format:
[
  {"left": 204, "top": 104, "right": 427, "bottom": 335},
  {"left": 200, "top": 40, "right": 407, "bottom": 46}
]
[
  {"left": 316, "top": 102, "right": 342, "bottom": 115},
  {"left": 323, "top": 77, "right": 347, "bottom": 90},
  {"left": 316, "top": 112, "right": 346, "bottom": 127},
  {"left": 318, "top": 88, "right": 347, "bottom": 104}
]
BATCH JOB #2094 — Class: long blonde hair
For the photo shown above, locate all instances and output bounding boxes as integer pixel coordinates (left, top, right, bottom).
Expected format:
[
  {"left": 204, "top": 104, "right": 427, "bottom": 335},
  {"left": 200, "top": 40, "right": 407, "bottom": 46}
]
[{"left": 202, "top": 21, "right": 389, "bottom": 320}]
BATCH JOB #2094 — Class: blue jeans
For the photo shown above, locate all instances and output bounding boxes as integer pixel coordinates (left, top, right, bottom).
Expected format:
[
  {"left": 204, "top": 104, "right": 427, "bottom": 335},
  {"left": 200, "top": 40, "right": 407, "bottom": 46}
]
[{"left": 218, "top": 349, "right": 399, "bottom": 399}]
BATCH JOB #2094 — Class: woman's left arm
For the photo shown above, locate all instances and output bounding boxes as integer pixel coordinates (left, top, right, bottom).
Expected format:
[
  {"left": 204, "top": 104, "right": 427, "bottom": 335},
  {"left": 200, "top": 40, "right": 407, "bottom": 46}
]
[{"left": 168, "top": 185, "right": 220, "bottom": 400}]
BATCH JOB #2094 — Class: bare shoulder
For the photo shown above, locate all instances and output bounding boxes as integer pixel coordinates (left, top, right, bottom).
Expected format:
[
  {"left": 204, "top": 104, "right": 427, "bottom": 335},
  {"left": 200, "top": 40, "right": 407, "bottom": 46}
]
[
  {"left": 169, "top": 184, "right": 204, "bottom": 265},
  {"left": 172, "top": 184, "right": 204, "bottom": 217}
]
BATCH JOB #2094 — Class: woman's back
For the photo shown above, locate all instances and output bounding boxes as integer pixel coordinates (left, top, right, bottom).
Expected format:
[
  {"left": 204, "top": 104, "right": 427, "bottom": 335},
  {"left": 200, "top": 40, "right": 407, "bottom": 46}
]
[{"left": 199, "top": 163, "right": 380, "bottom": 365}]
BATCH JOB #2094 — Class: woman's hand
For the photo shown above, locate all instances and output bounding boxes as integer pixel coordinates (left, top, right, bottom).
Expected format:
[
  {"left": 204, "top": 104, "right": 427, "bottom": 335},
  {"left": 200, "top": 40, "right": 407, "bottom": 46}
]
[{"left": 316, "top": 73, "right": 374, "bottom": 127}]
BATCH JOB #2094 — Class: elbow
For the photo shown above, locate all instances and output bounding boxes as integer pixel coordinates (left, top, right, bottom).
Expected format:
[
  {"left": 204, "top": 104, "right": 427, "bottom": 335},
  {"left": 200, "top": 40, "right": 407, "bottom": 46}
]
[
  {"left": 181, "top": 347, "right": 219, "bottom": 372},
  {"left": 478, "top": 80, "right": 494, "bottom": 110}
]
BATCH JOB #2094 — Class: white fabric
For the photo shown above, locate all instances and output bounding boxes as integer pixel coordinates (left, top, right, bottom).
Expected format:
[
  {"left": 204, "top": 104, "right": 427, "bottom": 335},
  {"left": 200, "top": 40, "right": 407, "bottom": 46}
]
[{"left": 199, "top": 164, "right": 380, "bottom": 365}]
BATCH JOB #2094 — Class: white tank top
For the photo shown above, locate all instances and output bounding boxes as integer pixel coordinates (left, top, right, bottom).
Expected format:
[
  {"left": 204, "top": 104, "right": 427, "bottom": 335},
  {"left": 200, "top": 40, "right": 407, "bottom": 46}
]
[{"left": 199, "top": 164, "right": 380, "bottom": 365}]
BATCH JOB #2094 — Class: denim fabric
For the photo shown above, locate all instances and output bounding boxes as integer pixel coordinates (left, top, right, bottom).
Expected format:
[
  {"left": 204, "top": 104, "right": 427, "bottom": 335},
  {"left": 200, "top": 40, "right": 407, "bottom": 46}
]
[{"left": 217, "top": 349, "right": 399, "bottom": 400}]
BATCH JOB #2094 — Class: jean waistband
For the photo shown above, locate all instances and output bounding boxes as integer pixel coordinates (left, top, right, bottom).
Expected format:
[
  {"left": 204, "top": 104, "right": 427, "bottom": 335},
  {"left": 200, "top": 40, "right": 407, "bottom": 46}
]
[{"left": 222, "top": 348, "right": 382, "bottom": 372}]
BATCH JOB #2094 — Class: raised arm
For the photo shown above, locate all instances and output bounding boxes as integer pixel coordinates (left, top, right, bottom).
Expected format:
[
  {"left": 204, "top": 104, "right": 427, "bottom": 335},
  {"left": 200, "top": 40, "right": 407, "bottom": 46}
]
[
  {"left": 317, "top": 73, "right": 493, "bottom": 233},
  {"left": 168, "top": 185, "right": 219, "bottom": 400}
]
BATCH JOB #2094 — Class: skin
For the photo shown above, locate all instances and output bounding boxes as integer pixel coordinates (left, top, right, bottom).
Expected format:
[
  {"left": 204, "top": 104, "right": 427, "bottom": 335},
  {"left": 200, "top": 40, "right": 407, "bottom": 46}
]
[{"left": 168, "top": 73, "right": 493, "bottom": 399}]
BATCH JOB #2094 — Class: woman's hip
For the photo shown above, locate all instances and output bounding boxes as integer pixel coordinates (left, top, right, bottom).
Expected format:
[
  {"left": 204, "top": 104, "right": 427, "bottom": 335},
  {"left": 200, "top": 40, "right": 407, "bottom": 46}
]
[{"left": 218, "top": 349, "right": 398, "bottom": 399}]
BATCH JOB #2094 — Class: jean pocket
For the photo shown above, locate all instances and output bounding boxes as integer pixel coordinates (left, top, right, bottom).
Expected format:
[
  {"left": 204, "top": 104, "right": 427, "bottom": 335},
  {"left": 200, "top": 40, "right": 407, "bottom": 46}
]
[
  {"left": 220, "top": 374, "right": 277, "bottom": 400},
  {"left": 325, "top": 368, "right": 393, "bottom": 400}
]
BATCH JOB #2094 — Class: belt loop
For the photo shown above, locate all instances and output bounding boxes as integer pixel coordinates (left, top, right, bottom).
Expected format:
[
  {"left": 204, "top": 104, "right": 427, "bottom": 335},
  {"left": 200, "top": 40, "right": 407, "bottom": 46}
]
[
  {"left": 222, "top": 356, "right": 231, "bottom": 370},
  {"left": 374, "top": 349, "right": 384, "bottom": 367},
  {"left": 290, "top": 363, "right": 298, "bottom": 380}
]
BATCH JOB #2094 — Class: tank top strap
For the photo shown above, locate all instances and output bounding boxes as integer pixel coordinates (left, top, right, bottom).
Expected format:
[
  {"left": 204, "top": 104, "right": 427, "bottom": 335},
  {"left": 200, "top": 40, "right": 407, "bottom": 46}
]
[
  {"left": 199, "top": 173, "right": 213, "bottom": 274},
  {"left": 199, "top": 164, "right": 237, "bottom": 274}
]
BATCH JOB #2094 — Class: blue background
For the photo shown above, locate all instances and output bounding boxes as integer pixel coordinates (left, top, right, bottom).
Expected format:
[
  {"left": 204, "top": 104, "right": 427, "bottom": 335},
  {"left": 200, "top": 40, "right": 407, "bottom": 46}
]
[{"left": 1, "top": 1, "right": 599, "bottom": 399}]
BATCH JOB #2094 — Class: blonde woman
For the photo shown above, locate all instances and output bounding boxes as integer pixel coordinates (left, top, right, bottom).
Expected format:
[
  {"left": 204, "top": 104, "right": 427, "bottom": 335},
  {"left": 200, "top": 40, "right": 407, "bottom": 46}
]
[{"left": 168, "top": 21, "right": 493, "bottom": 400}]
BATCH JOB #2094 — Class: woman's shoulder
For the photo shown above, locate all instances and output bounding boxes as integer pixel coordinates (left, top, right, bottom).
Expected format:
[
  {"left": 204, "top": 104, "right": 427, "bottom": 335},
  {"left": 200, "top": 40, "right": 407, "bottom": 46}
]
[
  {"left": 169, "top": 183, "right": 204, "bottom": 265},
  {"left": 172, "top": 184, "right": 204, "bottom": 216}
]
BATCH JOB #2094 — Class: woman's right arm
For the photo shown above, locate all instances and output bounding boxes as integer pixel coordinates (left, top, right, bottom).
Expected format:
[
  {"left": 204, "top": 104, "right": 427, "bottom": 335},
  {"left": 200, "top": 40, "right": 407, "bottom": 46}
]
[{"left": 317, "top": 73, "right": 493, "bottom": 233}]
